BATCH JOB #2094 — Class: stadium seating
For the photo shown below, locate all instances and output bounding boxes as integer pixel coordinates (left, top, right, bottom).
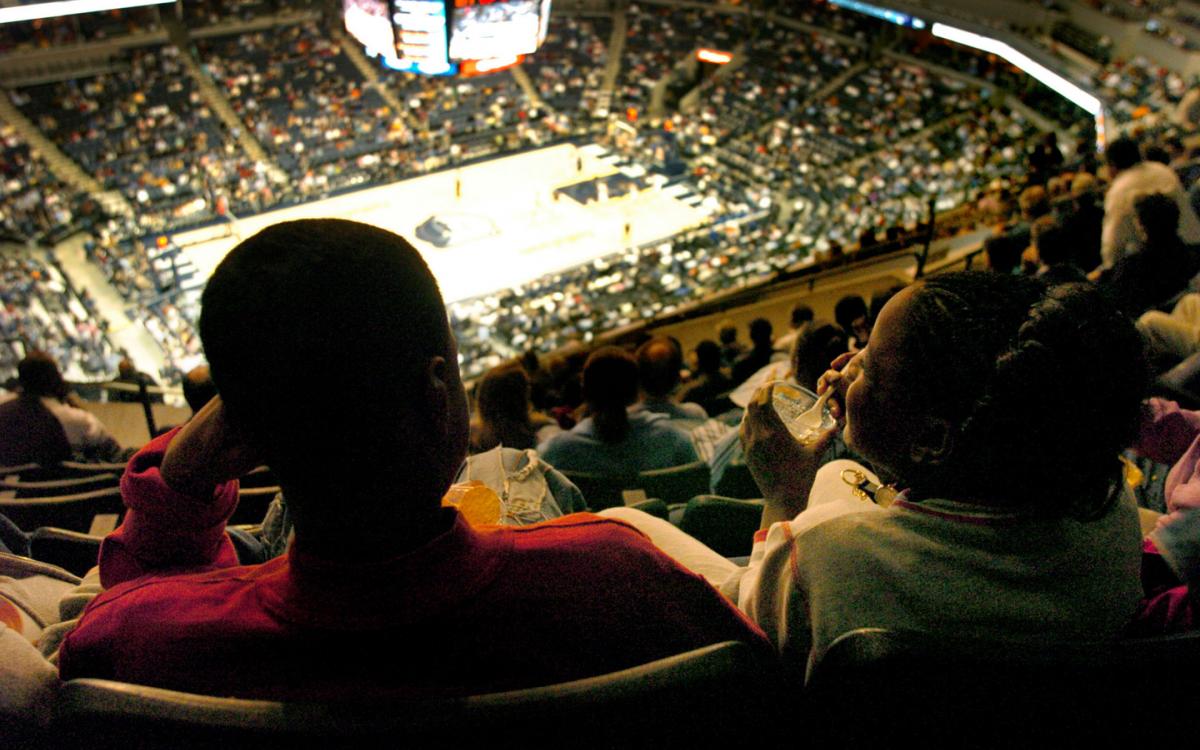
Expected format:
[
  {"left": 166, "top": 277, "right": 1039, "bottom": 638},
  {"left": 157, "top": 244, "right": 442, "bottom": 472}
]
[
  {"left": 804, "top": 627, "right": 1200, "bottom": 746},
  {"left": 0, "top": 485, "right": 123, "bottom": 533},
  {"left": 53, "top": 640, "right": 783, "bottom": 749},
  {"left": 677, "top": 495, "right": 764, "bottom": 558}
]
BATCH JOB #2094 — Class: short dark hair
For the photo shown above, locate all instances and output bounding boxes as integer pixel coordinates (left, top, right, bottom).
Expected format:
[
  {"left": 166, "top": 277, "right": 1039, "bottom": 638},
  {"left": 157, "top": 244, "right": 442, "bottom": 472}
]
[
  {"left": 1134, "top": 192, "right": 1180, "bottom": 245},
  {"left": 749, "top": 318, "right": 773, "bottom": 347},
  {"left": 1032, "top": 216, "right": 1072, "bottom": 266},
  {"left": 18, "top": 351, "right": 66, "bottom": 399},
  {"left": 637, "top": 337, "right": 683, "bottom": 398},
  {"left": 834, "top": 295, "right": 868, "bottom": 334},
  {"left": 791, "top": 322, "right": 848, "bottom": 391},
  {"left": 790, "top": 304, "right": 815, "bottom": 328},
  {"left": 695, "top": 340, "right": 722, "bottom": 373},
  {"left": 200, "top": 219, "right": 452, "bottom": 488},
  {"left": 1105, "top": 137, "right": 1142, "bottom": 172},
  {"left": 898, "top": 272, "right": 1146, "bottom": 520}
]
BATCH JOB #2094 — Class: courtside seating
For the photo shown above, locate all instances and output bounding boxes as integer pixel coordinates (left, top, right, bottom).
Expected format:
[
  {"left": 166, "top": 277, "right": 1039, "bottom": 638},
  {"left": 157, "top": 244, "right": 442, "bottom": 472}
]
[
  {"left": 677, "top": 496, "right": 764, "bottom": 558},
  {"left": 804, "top": 627, "right": 1200, "bottom": 747},
  {"left": 53, "top": 640, "right": 782, "bottom": 749},
  {"left": 0, "top": 486, "right": 124, "bottom": 533}
]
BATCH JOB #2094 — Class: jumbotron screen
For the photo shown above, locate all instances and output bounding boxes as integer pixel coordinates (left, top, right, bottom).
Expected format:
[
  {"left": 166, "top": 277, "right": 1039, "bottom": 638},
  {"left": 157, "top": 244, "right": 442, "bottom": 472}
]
[{"left": 343, "top": 0, "right": 551, "bottom": 76}]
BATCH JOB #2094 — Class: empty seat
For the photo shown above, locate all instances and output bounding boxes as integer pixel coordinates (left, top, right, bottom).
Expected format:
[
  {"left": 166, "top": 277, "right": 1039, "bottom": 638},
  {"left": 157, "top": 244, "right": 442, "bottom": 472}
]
[
  {"left": 637, "top": 461, "right": 711, "bottom": 506},
  {"left": 55, "top": 640, "right": 783, "bottom": 749},
  {"left": 559, "top": 470, "right": 633, "bottom": 511},
  {"left": 712, "top": 463, "right": 761, "bottom": 499},
  {"left": 677, "top": 495, "right": 764, "bottom": 558}
]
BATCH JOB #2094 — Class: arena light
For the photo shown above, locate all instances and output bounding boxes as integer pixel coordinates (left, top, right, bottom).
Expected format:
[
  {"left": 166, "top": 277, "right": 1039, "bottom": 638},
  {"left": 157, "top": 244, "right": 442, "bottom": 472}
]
[
  {"left": 0, "top": 0, "right": 173, "bottom": 24},
  {"left": 697, "top": 48, "right": 733, "bottom": 65},
  {"left": 930, "top": 22, "right": 1102, "bottom": 116}
]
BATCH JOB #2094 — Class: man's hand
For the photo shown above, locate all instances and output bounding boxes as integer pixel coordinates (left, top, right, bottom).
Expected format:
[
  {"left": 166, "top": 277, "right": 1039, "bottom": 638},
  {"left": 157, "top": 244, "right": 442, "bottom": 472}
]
[
  {"left": 159, "top": 396, "right": 262, "bottom": 498},
  {"left": 741, "top": 382, "right": 838, "bottom": 528},
  {"left": 815, "top": 350, "right": 859, "bottom": 423}
]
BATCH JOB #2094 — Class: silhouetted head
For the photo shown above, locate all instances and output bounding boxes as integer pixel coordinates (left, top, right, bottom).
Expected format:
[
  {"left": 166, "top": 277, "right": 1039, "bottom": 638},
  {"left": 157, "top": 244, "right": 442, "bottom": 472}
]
[
  {"left": 582, "top": 346, "right": 639, "bottom": 443},
  {"left": 749, "top": 318, "right": 773, "bottom": 350},
  {"left": 790, "top": 322, "right": 848, "bottom": 392},
  {"left": 637, "top": 337, "right": 683, "bottom": 399},
  {"left": 200, "top": 219, "right": 466, "bottom": 552},
  {"left": 694, "top": 340, "right": 722, "bottom": 375},
  {"left": 790, "top": 304, "right": 814, "bottom": 329},
  {"left": 1134, "top": 192, "right": 1181, "bottom": 248},
  {"left": 18, "top": 351, "right": 67, "bottom": 400},
  {"left": 182, "top": 365, "right": 218, "bottom": 414},
  {"left": 1105, "top": 137, "right": 1142, "bottom": 174},
  {"left": 834, "top": 295, "right": 870, "bottom": 345}
]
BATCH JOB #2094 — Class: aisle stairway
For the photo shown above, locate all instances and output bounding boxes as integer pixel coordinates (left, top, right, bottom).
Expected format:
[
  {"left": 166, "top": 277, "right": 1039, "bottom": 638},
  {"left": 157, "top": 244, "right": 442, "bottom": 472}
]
[{"left": 0, "top": 93, "right": 132, "bottom": 218}]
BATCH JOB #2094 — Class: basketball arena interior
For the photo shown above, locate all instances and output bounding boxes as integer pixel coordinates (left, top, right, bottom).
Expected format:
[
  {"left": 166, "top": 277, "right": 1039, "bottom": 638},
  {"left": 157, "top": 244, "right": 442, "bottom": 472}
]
[{"left": 3, "top": 0, "right": 1200, "bottom": 745}]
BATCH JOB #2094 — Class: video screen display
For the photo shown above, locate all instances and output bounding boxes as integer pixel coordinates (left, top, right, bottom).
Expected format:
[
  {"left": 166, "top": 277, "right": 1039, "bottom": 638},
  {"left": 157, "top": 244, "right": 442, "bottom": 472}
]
[{"left": 448, "top": 0, "right": 542, "bottom": 61}]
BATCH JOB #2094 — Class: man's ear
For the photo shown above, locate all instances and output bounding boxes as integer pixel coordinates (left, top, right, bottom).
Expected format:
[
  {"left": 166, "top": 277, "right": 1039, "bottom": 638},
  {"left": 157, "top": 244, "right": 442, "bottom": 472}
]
[
  {"left": 424, "top": 356, "right": 451, "bottom": 436},
  {"left": 909, "top": 416, "right": 954, "bottom": 467}
]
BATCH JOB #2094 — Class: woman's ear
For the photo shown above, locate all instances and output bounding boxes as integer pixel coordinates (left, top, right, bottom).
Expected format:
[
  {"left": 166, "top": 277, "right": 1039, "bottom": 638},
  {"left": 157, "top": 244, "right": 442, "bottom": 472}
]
[{"left": 909, "top": 416, "right": 954, "bottom": 467}]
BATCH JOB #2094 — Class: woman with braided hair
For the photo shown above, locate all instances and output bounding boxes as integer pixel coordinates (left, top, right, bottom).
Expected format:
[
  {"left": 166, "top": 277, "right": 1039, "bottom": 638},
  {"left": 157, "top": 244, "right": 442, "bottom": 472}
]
[{"left": 605, "top": 271, "right": 1148, "bottom": 678}]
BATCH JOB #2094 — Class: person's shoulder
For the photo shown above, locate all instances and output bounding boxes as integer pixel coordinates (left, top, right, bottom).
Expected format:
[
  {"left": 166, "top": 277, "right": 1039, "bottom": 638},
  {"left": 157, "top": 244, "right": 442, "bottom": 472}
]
[{"left": 504, "top": 513, "right": 663, "bottom": 557}]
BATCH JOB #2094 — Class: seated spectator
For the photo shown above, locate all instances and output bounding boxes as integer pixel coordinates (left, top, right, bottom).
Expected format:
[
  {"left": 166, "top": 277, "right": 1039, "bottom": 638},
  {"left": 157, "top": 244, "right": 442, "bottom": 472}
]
[
  {"left": 833, "top": 295, "right": 871, "bottom": 351},
  {"left": 469, "top": 362, "right": 559, "bottom": 452},
  {"left": 181, "top": 364, "right": 218, "bottom": 415},
  {"left": 0, "top": 351, "right": 122, "bottom": 465},
  {"left": 1105, "top": 193, "right": 1199, "bottom": 318},
  {"left": 717, "top": 319, "right": 745, "bottom": 370},
  {"left": 57, "top": 220, "right": 769, "bottom": 698},
  {"left": 612, "top": 272, "right": 1147, "bottom": 680},
  {"left": 634, "top": 336, "right": 706, "bottom": 421},
  {"left": 1031, "top": 216, "right": 1088, "bottom": 286},
  {"left": 1101, "top": 136, "right": 1200, "bottom": 270},
  {"left": 678, "top": 340, "right": 734, "bottom": 417},
  {"left": 109, "top": 357, "right": 163, "bottom": 404},
  {"left": 539, "top": 346, "right": 699, "bottom": 477},
  {"left": 772, "top": 304, "right": 814, "bottom": 355},
  {"left": 731, "top": 318, "right": 776, "bottom": 384}
]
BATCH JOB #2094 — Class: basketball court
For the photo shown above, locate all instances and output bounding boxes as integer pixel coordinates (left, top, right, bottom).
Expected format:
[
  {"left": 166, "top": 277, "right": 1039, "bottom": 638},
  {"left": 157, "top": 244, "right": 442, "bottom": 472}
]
[{"left": 172, "top": 143, "right": 715, "bottom": 305}]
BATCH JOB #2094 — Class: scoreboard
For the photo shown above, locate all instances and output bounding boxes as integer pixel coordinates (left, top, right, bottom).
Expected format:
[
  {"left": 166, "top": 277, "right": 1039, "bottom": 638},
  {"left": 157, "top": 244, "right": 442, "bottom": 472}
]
[{"left": 343, "top": 0, "right": 552, "bottom": 77}]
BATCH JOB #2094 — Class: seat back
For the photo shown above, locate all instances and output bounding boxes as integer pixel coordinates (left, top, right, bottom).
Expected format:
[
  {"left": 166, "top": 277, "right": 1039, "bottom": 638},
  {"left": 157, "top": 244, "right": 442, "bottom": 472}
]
[
  {"left": 57, "top": 460, "right": 130, "bottom": 477},
  {"left": 0, "top": 486, "right": 124, "bottom": 533},
  {"left": 711, "top": 462, "right": 761, "bottom": 499},
  {"left": 677, "top": 495, "right": 764, "bottom": 557},
  {"left": 237, "top": 466, "right": 278, "bottom": 490},
  {"left": 805, "top": 627, "right": 1200, "bottom": 747},
  {"left": 0, "top": 473, "right": 120, "bottom": 499},
  {"left": 559, "top": 470, "right": 633, "bottom": 511},
  {"left": 28, "top": 527, "right": 103, "bottom": 577},
  {"left": 637, "top": 461, "right": 711, "bottom": 506},
  {"left": 56, "top": 641, "right": 783, "bottom": 749}
]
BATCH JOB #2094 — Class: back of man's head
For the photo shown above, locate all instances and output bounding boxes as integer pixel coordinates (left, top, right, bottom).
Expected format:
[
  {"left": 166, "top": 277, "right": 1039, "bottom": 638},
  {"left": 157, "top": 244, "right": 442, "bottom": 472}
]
[
  {"left": 834, "top": 295, "right": 868, "bottom": 335},
  {"left": 182, "top": 364, "right": 218, "bottom": 414},
  {"left": 199, "top": 220, "right": 465, "bottom": 537},
  {"left": 1106, "top": 137, "right": 1142, "bottom": 173},
  {"left": 1135, "top": 192, "right": 1181, "bottom": 246},
  {"left": 790, "top": 304, "right": 814, "bottom": 329},
  {"left": 637, "top": 337, "right": 683, "bottom": 399},
  {"left": 1032, "top": 216, "right": 1073, "bottom": 266},
  {"left": 694, "top": 340, "right": 721, "bottom": 374},
  {"left": 749, "top": 318, "right": 773, "bottom": 348},
  {"left": 18, "top": 351, "right": 66, "bottom": 399},
  {"left": 1018, "top": 185, "right": 1050, "bottom": 221},
  {"left": 117, "top": 358, "right": 135, "bottom": 379}
]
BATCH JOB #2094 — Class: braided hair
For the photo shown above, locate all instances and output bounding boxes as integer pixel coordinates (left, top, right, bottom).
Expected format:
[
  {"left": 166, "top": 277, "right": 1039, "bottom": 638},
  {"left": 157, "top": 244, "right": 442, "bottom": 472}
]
[{"left": 897, "top": 272, "right": 1147, "bottom": 520}]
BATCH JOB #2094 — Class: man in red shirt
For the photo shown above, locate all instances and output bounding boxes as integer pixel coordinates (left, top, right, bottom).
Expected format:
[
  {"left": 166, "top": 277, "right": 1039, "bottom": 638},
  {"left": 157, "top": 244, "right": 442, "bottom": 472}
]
[{"left": 58, "top": 219, "right": 769, "bottom": 699}]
